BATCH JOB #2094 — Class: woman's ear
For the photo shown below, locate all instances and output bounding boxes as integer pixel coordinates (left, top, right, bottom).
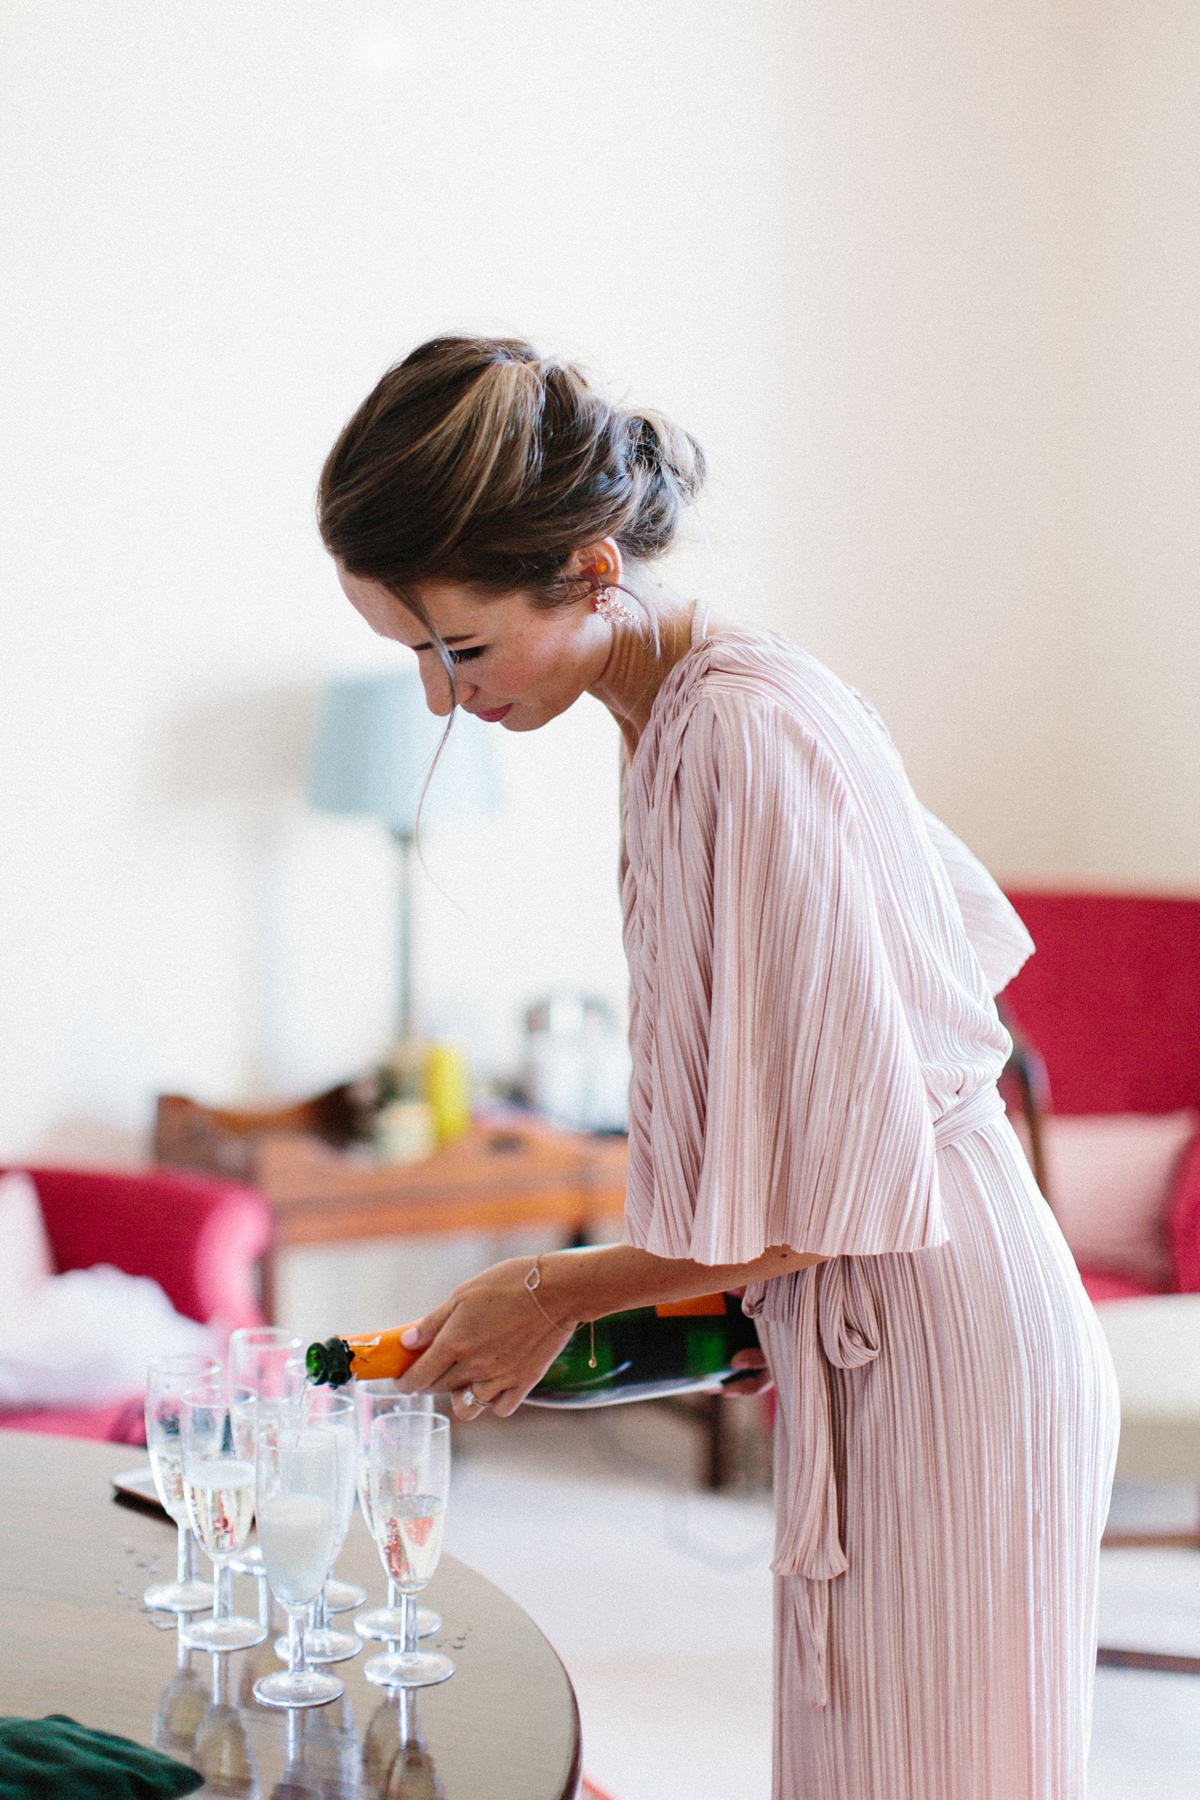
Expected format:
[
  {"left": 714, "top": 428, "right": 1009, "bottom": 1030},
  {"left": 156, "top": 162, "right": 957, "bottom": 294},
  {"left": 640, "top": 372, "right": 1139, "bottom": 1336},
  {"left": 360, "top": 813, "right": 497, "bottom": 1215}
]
[{"left": 566, "top": 537, "right": 625, "bottom": 595}]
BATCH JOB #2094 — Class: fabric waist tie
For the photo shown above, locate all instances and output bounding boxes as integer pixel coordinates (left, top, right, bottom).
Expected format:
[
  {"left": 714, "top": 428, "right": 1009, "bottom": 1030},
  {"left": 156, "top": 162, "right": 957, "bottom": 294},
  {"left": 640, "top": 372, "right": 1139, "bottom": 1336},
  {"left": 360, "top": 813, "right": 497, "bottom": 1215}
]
[
  {"left": 750, "top": 1083, "right": 1006, "bottom": 1709},
  {"left": 932, "top": 1085, "right": 1005, "bottom": 1152}
]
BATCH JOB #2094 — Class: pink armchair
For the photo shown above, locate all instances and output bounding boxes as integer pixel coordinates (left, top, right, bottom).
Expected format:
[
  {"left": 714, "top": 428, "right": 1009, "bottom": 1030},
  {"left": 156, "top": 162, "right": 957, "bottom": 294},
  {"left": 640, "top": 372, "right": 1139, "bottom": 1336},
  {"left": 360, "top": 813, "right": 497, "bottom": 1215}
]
[
  {"left": 0, "top": 1165, "right": 273, "bottom": 1444},
  {"left": 1001, "top": 891, "right": 1200, "bottom": 1298}
]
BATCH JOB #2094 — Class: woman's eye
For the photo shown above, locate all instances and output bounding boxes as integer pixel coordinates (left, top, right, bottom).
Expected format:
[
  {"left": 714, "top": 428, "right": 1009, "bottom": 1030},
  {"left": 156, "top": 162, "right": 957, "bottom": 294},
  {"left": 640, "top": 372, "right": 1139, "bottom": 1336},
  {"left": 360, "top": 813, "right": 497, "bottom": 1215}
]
[{"left": 449, "top": 646, "right": 484, "bottom": 664}]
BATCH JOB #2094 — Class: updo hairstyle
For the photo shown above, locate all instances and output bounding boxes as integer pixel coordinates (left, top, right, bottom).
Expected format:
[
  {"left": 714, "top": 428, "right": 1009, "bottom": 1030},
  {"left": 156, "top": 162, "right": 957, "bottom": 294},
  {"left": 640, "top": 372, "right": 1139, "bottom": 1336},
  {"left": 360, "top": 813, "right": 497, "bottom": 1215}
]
[{"left": 318, "top": 335, "right": 706, "bottom": 608}]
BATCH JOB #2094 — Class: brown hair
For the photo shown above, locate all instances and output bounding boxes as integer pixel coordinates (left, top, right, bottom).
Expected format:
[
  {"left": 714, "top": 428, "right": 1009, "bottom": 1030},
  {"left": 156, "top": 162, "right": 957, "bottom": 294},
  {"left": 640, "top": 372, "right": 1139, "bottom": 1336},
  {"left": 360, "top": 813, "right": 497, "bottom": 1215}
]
[{"left": 318, "top": 335, "right": 706, "bottom": 624}]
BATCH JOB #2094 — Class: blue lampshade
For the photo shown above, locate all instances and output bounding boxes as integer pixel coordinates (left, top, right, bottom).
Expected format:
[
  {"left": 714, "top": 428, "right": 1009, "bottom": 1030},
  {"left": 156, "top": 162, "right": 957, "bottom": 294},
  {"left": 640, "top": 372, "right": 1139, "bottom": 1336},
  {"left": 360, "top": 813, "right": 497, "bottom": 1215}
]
[{"left": 308, "top": 671, "right": 502, "bottom": 837}]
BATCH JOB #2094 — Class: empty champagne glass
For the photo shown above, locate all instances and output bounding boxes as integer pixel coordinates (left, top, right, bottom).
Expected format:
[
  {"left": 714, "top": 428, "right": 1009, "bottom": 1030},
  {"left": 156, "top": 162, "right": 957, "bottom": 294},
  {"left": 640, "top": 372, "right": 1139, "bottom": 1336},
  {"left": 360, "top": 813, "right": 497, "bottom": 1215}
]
[
  {"left": 253, "top": 1417, "right": 344, "bottom": 1709},
  {"left": 276, "top": 1387, "right": 361, "bottom": 1666},
  {"left": 226, "top": 1328, "right": 304, "bottom": 1582},
  {"left": 353, "top": 1387, "right": 441, "bottom": 1644},
  {"left": 180, "top": 1382, "right": 267, "bottom": 1652},
  {"left": 143, "top": 1352, "right": 220, "bottom": 1612},
  {"left": 364, "top": 1412, "right": 453, "bottom": 1690}
]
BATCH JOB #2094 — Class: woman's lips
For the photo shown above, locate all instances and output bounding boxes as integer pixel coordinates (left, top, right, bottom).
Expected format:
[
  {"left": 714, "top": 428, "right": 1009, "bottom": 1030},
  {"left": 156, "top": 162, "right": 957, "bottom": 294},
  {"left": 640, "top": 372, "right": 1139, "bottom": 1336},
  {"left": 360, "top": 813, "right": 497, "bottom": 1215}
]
[{"left": 475, "top": 704, "right": 512, "bottom": 723}]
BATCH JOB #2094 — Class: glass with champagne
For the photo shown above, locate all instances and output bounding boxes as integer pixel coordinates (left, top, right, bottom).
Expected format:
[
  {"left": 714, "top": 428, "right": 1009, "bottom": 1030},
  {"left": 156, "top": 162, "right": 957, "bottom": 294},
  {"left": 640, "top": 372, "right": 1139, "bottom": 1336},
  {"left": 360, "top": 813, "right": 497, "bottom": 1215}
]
[
  {"left": 364, "top": 1411, "right": 454, "bottom": 1690},
  {"left": 142, "top": 1352, "right": 219, "bottom": 1613},
  {"left": 179, "top": 1381, "right": 267, "bottom": 1652}
]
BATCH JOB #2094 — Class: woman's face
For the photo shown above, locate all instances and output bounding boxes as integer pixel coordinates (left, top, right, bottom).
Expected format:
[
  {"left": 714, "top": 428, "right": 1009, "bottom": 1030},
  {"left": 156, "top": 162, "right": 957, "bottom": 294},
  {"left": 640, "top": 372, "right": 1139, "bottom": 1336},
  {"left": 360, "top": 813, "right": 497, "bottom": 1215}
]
[{"left": 337, "top": 568, "right": 614, "bottom": 731}]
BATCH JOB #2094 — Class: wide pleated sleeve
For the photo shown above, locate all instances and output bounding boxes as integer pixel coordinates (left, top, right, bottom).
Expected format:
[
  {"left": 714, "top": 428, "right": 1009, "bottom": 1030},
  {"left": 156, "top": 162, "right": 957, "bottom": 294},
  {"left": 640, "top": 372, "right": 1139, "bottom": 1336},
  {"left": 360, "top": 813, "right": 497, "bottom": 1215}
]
[
  {"left": 622, "top": 683, "right": 949, "bottom": 1266},
  {"left": 920, "top": 808, "right": 1033, "bottom": 997}
]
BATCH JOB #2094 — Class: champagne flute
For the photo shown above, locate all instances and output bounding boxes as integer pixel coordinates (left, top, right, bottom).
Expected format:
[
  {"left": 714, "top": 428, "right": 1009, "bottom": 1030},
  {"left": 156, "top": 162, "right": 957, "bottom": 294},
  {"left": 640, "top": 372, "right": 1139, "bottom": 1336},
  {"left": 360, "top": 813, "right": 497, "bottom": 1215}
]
[
  {"left": 180, "top": 1382, "right": 267, "bottom": 1652},
  {"left": 364, "top": 1412, "right": 454, "bottom": 1690},
  {"left": 353, "top": 1386, "right": 441, "bottom": 1644},
  {"left": 142, "top": 1352, "right": 220, "bottom": 1612},
  {"left": 276, "top": 1387, "right": 361, "bottom": 1665},
  {"left": 253, "top": 1417, "right": 344, "bottom": 1708},
  {"left": 226, "top": 1328, "right": 304, "bottom": 1582}
]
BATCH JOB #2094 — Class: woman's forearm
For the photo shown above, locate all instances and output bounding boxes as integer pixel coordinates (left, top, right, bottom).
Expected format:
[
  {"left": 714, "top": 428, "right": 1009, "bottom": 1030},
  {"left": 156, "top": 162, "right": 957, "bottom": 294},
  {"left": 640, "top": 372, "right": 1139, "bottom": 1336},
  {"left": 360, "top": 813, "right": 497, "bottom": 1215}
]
[
  {"left": 534, "top": 1242, "right": 824, "bottom": 1327},
  {"left": 395, "top": 1239, "right": 824, "bottom": 1414}
]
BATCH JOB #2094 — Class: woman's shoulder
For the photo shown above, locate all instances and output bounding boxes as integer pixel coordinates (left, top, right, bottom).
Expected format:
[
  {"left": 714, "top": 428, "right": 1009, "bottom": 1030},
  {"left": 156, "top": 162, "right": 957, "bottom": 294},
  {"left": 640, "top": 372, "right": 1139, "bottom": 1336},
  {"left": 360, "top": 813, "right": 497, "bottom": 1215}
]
[{"left": 683, "top": 622, "right": 887, "bottom": 749}]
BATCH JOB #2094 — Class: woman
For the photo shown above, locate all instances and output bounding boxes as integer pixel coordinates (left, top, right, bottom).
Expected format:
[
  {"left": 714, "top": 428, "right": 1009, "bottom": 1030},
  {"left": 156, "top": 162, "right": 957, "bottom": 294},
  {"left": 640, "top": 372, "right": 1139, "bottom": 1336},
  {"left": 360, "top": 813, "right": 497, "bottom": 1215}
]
[{"left": 318, "top": 335, "right": 1118, "bottom": 1799}]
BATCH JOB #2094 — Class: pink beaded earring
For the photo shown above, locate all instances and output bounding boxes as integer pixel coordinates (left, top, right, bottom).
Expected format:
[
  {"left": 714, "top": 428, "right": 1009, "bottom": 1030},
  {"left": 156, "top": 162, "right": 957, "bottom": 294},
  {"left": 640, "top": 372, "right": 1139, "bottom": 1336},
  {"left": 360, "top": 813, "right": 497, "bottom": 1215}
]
[{"left": 594, "top": 585, "right": 640, "bottom": 627}]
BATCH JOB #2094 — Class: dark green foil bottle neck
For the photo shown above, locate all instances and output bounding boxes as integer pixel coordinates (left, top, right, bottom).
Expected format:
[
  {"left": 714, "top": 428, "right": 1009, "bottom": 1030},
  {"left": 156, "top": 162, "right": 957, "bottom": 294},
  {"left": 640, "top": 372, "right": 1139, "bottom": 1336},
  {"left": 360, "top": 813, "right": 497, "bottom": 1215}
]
[{"left": 306, "top": 1337, "right": 352, "bottom": 1386}]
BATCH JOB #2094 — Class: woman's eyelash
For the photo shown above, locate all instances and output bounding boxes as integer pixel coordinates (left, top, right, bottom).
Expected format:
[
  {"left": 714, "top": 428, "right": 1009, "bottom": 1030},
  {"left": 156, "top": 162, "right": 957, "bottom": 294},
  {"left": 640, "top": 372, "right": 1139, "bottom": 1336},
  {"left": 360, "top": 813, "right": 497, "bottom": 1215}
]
[{"left": 449, "top": 646, "right": 484, "bottom": 664}]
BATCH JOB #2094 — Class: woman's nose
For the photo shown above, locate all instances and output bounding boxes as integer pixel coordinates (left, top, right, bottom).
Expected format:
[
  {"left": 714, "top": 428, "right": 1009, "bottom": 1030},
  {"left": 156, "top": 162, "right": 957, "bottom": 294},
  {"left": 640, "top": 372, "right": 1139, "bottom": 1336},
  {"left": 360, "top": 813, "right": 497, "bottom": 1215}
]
[{"left": 421, "top": 667, "right": 466, "bottom": 718}]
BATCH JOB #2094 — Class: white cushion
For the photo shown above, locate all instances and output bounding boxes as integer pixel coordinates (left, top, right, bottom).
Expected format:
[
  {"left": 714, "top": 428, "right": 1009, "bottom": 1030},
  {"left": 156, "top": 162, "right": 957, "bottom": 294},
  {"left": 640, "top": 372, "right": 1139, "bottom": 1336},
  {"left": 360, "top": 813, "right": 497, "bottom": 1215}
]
[
  {"left": 0, "top": 1263, "right": 217, "bottom": 1409},
  {"left": 0, "top": 1170, "right": 54, "bottom": 1324},
  {"left": 1017, "top": 1111, "right": 1198, "bottom": 1287},
  {"left": 1095, "top": 1293, "right": 1200, "bottom": 1483}
]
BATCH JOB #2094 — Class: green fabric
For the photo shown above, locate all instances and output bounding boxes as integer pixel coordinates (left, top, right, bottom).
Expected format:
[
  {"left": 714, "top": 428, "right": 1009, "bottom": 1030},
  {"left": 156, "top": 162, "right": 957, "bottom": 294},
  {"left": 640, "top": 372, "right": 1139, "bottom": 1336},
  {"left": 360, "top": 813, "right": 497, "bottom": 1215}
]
[{"left": 0, "top": 1716, "right": 203, "bottom": 1799}]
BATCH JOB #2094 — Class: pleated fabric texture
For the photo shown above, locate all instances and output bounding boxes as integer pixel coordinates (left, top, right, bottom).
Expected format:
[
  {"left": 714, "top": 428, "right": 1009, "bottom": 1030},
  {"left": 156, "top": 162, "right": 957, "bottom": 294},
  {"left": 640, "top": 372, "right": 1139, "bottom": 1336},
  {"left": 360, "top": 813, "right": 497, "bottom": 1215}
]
[{"left": 619, "top": 626, "right": 1119, "bottom": 1800}]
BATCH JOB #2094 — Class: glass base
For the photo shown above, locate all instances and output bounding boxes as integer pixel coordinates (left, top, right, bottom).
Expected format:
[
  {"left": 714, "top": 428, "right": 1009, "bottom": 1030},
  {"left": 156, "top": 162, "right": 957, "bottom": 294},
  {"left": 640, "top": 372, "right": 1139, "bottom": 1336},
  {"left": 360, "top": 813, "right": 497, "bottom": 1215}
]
[
  {"left": 354, "top": 1606, "right": 441, "bottom": 1643},
  {"left": 142, "top": 1577, "right": 213, "bottom": 1614},
  {"left": 228, "top": 1544, "right": 263, "bottom": 1576},
  {"left": 181, "top": 1613, "right": 268, "bottom": 1653},
  {"left": 280, "top": 1626, "right": 361, "bottom": 1665},
  {"left": 253, "top": 1668, "right": 344, "bottom": 1710},
  {"left": 364, "top": 1648, "right": 455, "bottom": 1690},
  {"left": 323, "top": 1578, "right": 367, "bottom": 1614}
]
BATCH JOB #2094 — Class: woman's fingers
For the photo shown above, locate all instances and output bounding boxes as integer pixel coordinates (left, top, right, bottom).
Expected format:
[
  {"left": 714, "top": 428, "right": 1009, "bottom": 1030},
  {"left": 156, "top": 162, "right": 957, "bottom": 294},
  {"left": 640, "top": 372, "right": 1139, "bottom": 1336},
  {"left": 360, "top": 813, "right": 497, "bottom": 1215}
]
[
  {"left": 393, "top": 1256, "right": 576, "bottom": 1398},
  {"left": 724, "top": 1346, "right": 773, "bottom": 1397},
  {"left": 450, "top": 1386, "right": 489, "bottom": 1422},
  {"left": 398, "top": 1299, "right": 455, "bottom": 1357}
]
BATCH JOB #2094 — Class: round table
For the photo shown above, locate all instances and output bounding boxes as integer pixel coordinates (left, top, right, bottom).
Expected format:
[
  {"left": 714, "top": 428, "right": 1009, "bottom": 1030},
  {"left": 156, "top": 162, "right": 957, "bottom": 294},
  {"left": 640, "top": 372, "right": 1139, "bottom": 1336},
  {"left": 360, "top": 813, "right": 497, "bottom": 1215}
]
[{"left": 0, "top": 1432, "right": 581, "bottom": 1798}]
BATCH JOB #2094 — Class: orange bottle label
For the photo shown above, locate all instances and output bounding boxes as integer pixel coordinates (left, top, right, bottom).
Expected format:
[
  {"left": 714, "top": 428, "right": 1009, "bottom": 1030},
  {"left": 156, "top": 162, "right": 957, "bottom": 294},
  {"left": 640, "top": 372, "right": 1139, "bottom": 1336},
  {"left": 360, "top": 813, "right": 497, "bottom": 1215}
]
[
  {"left": 654, "top": 1293, "right": 727, "bottom": 1318},
  {"left": 346, "top": 1326, "right": 422, "bottom": 1382}
]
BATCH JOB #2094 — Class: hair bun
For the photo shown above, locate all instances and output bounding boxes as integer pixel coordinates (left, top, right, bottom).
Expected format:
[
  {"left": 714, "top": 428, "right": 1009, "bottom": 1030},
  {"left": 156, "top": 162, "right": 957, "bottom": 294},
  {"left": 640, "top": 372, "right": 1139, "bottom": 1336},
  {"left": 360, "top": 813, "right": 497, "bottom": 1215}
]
[
  {"left": 319, "top": 334, "right": 707, "bottom": 602},
  {"left": 616, "top": 410, "right": 707, "bottom": 559}
]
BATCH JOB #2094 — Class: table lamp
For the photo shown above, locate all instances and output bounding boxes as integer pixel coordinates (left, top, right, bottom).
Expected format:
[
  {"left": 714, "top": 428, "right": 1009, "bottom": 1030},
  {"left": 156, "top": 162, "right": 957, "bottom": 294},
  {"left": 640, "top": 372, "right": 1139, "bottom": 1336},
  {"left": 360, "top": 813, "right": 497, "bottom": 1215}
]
[{"left": 308, "top": 670, "right": 501, "bottom": 1043}]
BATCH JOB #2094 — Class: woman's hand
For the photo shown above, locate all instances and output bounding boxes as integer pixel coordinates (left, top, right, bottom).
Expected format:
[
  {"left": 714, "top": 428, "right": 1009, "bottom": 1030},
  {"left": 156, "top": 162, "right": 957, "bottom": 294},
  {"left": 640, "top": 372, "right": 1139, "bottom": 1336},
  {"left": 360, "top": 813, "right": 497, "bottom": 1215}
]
[
  {"left": 395, "top": 1256, "right": 575, "bottom": 1420},
  {"left": 722, "top": 1348, "right": 774, "bottom": 1397}
]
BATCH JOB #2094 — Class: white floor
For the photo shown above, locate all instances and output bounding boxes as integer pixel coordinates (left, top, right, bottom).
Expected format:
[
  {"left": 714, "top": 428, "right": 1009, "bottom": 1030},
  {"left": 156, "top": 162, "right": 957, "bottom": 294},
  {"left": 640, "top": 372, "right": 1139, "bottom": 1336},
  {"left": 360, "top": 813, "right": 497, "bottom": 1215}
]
[{"left": 442, "top": 1408, "right": 1200, "bottom": 1800}]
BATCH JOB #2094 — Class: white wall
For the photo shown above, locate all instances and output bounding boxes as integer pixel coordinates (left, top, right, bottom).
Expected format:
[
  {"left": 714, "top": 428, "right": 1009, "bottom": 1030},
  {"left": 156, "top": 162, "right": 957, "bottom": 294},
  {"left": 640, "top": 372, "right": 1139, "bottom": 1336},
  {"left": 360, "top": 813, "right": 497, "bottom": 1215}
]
[{"left": 1, "top": 1, "right": 1197, "bottom": 1170}]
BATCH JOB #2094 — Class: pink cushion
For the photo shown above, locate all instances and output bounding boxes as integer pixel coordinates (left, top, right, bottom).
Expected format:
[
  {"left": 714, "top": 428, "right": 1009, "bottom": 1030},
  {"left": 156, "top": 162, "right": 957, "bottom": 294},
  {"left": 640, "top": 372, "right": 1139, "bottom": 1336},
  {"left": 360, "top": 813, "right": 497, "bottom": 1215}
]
[
  {"left": 0, "top": 1395, "right": 146, "bottom": 1444},
  {"left": 1038, "top": 1111, "right": 1197, "bottom": 1288},
  {"left": 1168, "top": 1129, "right": 1200, "bottom": 1293}
]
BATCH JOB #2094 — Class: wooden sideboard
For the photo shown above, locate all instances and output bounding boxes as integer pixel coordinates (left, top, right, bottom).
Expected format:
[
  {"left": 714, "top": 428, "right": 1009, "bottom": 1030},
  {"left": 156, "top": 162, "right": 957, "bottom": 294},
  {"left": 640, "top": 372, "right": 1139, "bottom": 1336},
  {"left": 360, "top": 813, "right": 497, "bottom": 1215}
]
[{"left": 253, "top": 1120, "right": 628, "bottom": 1324}]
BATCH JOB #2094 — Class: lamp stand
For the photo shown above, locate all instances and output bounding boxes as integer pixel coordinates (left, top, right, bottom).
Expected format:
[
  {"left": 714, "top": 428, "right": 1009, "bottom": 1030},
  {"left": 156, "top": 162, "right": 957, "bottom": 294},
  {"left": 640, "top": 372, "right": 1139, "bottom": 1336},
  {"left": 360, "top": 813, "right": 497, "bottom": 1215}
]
[{"left": 393, "top": 828, "right": 415, "bottom": 1043}]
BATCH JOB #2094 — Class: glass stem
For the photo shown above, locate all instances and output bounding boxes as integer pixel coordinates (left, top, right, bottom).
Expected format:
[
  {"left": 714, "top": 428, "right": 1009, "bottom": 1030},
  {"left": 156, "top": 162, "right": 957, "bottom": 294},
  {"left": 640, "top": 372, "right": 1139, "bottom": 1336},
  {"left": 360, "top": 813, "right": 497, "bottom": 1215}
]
[
  {"left": 175, "top": 1521, "right": 189, "bottom": 1588},
  {"left": 287, "top": 1605, "right": 306, "bottom": 1675},
  {"left": 404, "top": 1590, "right": 417, "bottom": 1656},
  {"left": 214, "top": 1561, "right": 232, "bottom": 1622},
  {"left": 317, "top": 1575, "right": 329, "bottom": 1630},
  {"left": 387, "top": 1576, "right": 399, "bottom": 1615}
]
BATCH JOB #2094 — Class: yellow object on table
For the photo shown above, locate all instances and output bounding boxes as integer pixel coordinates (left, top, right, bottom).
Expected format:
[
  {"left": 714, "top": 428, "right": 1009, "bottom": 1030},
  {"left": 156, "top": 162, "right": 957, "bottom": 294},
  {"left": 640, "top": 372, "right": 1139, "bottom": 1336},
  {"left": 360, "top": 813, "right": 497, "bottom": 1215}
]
[{"left": 425, "top": 1042, "right": 471, "bottom": 1144}]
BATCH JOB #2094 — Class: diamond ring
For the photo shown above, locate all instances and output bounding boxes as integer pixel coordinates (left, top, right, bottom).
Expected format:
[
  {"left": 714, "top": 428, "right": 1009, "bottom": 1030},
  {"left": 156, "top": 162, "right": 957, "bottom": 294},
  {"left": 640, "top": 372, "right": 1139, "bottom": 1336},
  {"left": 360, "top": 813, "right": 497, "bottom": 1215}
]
[{"left": 461, "top": 1388, "right": 477, "bottom": 1410}]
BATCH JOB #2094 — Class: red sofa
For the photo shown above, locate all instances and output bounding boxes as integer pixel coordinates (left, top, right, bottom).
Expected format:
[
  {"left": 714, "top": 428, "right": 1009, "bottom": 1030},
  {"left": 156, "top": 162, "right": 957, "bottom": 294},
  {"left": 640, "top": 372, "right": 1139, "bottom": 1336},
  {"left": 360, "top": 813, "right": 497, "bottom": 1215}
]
[
  {"left": 1002, "top": 891, "right": 1200, "bottom": 1302},
  {"left": 0, "top": 1165, "right": 273, "bottom": 1443}
]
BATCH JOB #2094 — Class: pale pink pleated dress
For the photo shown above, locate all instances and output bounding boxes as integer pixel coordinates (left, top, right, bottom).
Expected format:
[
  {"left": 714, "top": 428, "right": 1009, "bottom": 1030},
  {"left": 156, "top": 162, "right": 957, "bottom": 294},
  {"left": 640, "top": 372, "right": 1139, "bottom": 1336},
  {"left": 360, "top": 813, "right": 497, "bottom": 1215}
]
[{"left": 620, "top": 622, "right": 1119, "bottom": 1800}]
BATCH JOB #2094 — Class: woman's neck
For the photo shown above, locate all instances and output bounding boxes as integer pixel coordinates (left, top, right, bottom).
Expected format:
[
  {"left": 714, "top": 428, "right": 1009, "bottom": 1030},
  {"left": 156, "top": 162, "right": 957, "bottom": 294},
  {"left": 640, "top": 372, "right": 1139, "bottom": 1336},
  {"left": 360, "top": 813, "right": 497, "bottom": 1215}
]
[{"left": 587, "top": 576, "right": 699, "bottom": 755}]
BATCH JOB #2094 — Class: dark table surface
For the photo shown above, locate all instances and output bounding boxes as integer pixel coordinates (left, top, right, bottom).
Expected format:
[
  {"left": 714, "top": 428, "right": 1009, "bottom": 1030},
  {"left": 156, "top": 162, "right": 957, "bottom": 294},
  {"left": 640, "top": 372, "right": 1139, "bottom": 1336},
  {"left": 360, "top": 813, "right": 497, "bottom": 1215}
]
[{"left": 0, "top": 1431, "right": 581, "bottom": 1798}]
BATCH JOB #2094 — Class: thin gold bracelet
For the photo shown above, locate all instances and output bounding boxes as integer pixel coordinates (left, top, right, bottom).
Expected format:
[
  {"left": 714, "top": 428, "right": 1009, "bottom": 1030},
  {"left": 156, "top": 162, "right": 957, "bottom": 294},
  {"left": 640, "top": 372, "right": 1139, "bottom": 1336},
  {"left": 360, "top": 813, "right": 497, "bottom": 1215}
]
[{"left": 524, "top": 1255, "right": 584, "bottom": 1348}]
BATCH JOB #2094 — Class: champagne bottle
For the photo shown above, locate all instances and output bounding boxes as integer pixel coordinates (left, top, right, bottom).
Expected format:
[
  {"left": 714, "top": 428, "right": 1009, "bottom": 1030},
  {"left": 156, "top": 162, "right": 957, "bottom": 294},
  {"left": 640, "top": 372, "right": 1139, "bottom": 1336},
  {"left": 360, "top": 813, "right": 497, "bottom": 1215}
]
[{"left": 305, "top": 1292, "right": 762, "bottom": 1409}]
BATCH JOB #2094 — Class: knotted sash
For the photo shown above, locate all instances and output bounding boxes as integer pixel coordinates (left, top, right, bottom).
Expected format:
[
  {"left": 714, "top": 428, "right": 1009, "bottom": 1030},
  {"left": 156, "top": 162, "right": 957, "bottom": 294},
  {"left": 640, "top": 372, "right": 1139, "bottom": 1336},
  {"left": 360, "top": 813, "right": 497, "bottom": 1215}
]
[{"left": 745, "top": 1086, "right": 1005, "bottom": 1707}]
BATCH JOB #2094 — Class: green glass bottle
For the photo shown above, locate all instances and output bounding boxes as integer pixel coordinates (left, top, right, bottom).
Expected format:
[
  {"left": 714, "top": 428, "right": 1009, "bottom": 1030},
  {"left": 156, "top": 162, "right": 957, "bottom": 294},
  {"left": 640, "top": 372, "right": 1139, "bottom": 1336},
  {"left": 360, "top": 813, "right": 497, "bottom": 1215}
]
[
  {"left": 304, "top": 1294, "right": 763, "bottom": 1409},
  {"left": 525, "top": 1293, "right": 762, "bottom": 1409}
]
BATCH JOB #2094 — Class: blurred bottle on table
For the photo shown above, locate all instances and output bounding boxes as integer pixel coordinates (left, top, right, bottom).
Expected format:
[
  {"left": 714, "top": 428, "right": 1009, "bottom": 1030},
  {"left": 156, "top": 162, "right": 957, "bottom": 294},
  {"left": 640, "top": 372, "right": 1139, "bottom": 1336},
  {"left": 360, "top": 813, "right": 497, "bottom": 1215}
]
[
  {"left": 523, "top": 992, "right": 629, "bottom": 1134},
  {"left": 374, "top": 1041, "right": 470, "bottom": 1165}
]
